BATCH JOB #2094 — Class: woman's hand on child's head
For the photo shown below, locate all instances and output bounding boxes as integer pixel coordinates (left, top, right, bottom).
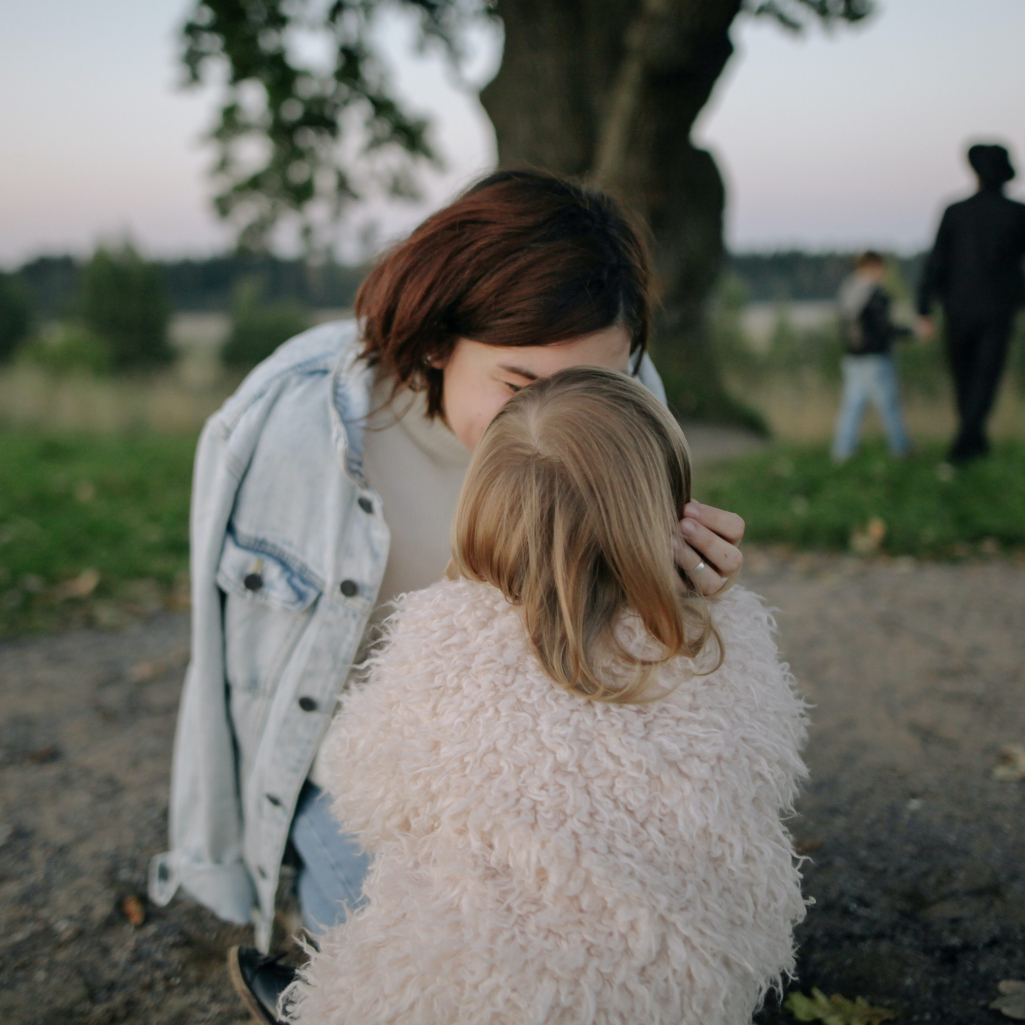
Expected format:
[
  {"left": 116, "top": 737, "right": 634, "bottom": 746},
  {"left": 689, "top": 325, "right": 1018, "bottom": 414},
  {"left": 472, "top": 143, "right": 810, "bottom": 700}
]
[{"left": 675, "top": 502, "right": 745, "bottom": 595}]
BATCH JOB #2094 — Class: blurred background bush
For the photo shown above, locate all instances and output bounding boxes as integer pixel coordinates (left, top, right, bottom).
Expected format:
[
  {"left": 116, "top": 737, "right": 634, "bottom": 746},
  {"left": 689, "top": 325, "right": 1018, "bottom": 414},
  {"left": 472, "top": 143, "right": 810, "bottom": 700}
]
[
  {"left": 221, "top": 278, "right": 311, "bottom": 370},
  {"left": 0, "top": 271, "right": 34, "bottom": 363},
  {"left": 19, "top": 323, "right": 113, "bottom": 376},
  {"left": 79, "top": 245, "right": 173, "bottom": 370}
]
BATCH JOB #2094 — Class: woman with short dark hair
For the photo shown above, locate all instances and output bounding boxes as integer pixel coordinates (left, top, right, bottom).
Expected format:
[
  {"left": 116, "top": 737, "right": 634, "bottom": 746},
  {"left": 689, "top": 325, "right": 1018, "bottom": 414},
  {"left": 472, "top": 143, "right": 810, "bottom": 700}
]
[{"left": 147, "top": 170, "right": 746, "bottom": 1022}]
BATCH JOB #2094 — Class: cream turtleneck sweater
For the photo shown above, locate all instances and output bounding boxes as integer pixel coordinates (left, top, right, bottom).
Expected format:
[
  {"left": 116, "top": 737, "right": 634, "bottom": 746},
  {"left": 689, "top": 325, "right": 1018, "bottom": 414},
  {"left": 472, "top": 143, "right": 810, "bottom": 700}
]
[
  {"left": 309, "top": 374, "right": 471, "bottom": 788},
  {"left": 362, "top": 374, "right": 472, "bottom": 612}
]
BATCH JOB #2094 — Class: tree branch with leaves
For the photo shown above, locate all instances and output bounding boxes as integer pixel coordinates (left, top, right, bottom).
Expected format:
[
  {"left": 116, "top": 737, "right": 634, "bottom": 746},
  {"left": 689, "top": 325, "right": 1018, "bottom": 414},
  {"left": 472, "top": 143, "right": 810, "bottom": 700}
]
[
  {"left": 181, "top": 0, "right": 488, "bottom": 250},
  {"left": 181, "top": 0, "right": 872, "bottom": 422}
]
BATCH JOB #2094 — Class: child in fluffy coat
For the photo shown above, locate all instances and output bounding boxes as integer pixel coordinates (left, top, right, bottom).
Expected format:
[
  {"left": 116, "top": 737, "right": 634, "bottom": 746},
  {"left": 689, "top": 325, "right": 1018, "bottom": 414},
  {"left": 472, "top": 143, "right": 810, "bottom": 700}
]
[{"left": 286, "top": 367, "right": 808, "bottom": 1025}]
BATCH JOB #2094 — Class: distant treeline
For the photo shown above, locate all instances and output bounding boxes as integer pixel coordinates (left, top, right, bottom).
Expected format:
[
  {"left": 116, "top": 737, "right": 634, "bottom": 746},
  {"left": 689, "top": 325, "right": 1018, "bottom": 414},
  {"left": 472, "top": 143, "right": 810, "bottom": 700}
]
[
  {"left": 15, "top": 254, "right": 368, "bottom": 318},
  {"left": 11, "top": 249, "right": 931, "bottom": 317},
  {"left": 727, "top": 251, "right": 927, "bottom": 303}
]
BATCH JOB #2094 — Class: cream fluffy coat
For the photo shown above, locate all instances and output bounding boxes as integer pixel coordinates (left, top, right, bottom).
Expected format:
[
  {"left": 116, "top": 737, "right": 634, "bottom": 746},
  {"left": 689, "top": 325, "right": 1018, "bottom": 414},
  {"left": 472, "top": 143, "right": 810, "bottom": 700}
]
[{"left": 286, "top": 578, "right": 808, "bottom": 1025}]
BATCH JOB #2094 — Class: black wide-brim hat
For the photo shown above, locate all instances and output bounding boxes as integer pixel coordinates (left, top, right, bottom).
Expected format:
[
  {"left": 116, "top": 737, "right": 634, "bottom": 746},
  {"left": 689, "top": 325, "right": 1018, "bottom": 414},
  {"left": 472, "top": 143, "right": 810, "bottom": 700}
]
[{"left": 968, "top": 144, "right": 1015, "bottom": 185}]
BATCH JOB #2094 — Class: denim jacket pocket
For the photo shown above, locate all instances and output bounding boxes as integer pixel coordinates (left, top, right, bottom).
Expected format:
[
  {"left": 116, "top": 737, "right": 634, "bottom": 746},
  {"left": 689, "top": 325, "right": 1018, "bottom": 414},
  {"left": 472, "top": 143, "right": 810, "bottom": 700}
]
[
  {"left": 217, "top": 531, "right": 321, "bottom": 612},
  {"left": 217, "top": 532, "right": 321, "bottom": 698},
  {"left": 217, "top": 532, "right": 324, "bottom": 784}
]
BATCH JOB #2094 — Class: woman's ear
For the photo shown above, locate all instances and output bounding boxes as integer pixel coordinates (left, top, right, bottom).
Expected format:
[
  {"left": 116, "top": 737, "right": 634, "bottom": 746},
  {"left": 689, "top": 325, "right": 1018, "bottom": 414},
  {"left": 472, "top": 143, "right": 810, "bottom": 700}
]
[{"left": 424, "top": 348, "right": 449, "bottom": 370}]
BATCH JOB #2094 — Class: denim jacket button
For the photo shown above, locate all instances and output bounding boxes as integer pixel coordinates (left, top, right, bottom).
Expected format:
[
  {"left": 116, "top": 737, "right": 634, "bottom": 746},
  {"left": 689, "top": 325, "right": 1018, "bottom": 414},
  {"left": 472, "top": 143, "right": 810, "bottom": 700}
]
[
  {"left": 339, "top": 579, "right": 359, "bottom": 598},
  {"left": 298, "top": 696, "right": 318, "bottom": 712},
  {"left": 357, "top": 496, "right": 373, "bottom": 514},
  {"left": 243, "top": 572, "right": 263, "bottom": 591}
]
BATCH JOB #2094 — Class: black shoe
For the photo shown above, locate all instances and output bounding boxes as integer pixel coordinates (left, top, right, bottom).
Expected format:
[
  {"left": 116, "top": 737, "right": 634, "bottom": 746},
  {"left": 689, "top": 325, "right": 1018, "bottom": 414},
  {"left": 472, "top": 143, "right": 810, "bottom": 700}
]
[
  {"left": 948, "top": 446, "right": 984, "bottom": 466},
  {"left": 228, "top": 945, "right": 298, "bottom": 1024},
  {"left": 948, "top": 434, "right": 989, "bottom": 464}
]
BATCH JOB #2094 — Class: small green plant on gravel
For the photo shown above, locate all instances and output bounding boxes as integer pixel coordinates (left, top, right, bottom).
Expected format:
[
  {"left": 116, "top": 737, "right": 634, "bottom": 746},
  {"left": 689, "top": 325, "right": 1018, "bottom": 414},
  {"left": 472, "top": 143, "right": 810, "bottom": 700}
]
[
  {"left": 785, "top": 988, "right": 897, "bottom": 1025},
  {"left": 696, "top": 440, "right": 1025, "bottom": 558},
  {"left": 990, "top": 980, "right": 1025, "bottom": 1020},
  {"left": 0, "top": 432, "right": 195, "bottom": 636}
]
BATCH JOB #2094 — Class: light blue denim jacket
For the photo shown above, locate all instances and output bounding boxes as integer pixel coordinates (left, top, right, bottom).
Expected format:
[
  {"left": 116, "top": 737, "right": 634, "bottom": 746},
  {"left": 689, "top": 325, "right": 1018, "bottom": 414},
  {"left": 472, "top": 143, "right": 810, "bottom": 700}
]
[{"left": 148, "top": 319, "right": 666, "bottom": 951}]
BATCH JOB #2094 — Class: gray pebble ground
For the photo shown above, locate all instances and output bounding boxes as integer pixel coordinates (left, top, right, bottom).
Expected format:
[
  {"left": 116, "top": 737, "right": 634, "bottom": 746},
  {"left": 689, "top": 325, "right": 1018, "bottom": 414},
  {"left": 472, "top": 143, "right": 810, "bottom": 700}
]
[{"left": 1, "top": 549, "right": 1023, "bottom": 1024}]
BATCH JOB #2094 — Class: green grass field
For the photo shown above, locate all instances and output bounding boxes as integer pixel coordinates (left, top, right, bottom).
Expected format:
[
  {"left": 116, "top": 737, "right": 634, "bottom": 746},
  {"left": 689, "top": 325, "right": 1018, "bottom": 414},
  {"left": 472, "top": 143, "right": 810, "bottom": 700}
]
[
  {"left": 0, "top": 432, "right": 196, "bottom": 636},
  {"left": 697, "top": 440, "right": 1025, "bottom": 558},
  {"left": 1, "top": 431, "right": 1023, "bottom": 637}
]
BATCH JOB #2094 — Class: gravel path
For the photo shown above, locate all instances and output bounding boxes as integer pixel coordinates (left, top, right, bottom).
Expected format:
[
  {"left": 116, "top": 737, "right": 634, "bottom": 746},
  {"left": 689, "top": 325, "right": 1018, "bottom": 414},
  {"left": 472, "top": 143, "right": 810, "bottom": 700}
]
[
  {"left": 1, "top": 551, "right": 1023, "bottom": 1024},
  {"left": 747, "top": 551, "right": 1025, "bottom": 1024}
]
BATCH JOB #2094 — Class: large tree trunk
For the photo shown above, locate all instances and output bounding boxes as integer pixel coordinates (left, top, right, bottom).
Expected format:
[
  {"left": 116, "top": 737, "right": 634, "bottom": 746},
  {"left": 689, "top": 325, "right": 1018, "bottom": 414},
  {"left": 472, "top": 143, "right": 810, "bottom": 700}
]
[{"left": 481, "top": 0, "right": 760, "bottom": 427}]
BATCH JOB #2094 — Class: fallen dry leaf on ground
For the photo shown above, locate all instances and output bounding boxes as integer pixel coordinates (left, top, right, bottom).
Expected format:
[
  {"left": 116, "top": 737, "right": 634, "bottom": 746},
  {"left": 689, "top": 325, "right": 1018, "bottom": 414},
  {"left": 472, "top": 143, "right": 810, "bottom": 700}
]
[
  {"left": 26, "top": 744, "right": 60, "bottom": 764},
  {"left": 992, "top": 745, "right": 1025, "bottom": 782},
  {"left": 795, "top": 840, "right": 824, "bottom": 855},
  {"left": 122, "top": 895, "right": 146, "bottom": 927},
  {"left": 166, "top": 571, "right": 191, "bottom": 612},
  {"left": 119, "top": 578, "right": 164, "bottom": 617},
  {"left": 785, "top": 987, "right": 897, "bottom": 1024},
  {"left": 849, "top": 518, "right": 887, "bottom": 557},
  {"left": 991, "top": 980, "right": 1025, "bottom": 1019},
  {"left": 51, "top": 568, "right": 101, "bottom": 602},
  {"left": 129, "top": 648, "right": 191, "bottom": 685},
  {"left": 74, "top": 480, "right": 96, "bottom": 503}
]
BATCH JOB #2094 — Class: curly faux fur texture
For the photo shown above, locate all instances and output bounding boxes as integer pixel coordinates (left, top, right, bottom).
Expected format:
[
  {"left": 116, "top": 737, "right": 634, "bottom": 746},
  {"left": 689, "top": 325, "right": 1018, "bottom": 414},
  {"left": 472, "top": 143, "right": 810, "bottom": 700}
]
[{"left": 286, "top": 579, "right": 808, "bottom": 1025}]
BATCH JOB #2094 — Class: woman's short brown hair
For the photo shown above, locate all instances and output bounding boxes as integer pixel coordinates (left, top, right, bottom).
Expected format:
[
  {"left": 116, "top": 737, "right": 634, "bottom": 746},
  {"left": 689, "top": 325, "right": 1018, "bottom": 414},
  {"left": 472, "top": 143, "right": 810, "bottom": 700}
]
[
  {"left": 355, "top": 170, "right": 651, "bottom": 418},
  {"left": 450, "top": 366, "right": 720, "bottom": 703}
]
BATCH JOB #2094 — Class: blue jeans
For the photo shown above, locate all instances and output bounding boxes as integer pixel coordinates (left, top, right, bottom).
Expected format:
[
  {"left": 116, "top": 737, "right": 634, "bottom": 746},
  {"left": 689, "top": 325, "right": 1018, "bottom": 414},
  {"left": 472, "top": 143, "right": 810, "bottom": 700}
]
[
  {"left": 289, "top": 782, "right": 371, "bottom": 933},
  {"left": 832, "top": 354, "right": 910, "bottom": 460}
]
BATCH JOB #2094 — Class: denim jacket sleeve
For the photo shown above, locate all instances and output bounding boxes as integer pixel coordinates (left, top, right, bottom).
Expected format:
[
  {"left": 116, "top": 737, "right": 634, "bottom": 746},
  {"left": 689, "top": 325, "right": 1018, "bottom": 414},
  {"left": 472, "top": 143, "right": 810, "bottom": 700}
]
[
  {"left": 148, "top": 410, "right": 254, "bottom": 923},
  {"left": 148, "top": 321, "right": 386, "bottom": 941}
]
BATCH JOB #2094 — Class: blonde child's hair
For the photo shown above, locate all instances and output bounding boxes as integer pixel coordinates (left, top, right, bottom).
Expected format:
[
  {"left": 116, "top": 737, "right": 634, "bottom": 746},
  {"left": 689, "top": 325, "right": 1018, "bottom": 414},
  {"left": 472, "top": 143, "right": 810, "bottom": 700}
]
[{"left": 450, "top": 365, "right": 721, "bottom": 703}]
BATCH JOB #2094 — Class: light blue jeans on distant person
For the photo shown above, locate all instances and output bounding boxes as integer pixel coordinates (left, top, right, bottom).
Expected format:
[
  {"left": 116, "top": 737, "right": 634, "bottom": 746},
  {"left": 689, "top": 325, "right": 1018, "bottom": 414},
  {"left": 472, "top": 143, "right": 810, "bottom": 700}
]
[
  {"left": 290, "top": 781, "right": 371, "bottom": 933},
  {"left": 832, "top": 354, "right": 910, "bottom": 461}
]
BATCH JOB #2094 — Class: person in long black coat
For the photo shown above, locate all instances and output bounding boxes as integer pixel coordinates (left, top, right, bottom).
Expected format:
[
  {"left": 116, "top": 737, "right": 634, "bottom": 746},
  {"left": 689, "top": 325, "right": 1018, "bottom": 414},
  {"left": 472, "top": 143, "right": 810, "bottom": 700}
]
[{"left": 917, "top": 144, "right": 1025, "bottom": 462}]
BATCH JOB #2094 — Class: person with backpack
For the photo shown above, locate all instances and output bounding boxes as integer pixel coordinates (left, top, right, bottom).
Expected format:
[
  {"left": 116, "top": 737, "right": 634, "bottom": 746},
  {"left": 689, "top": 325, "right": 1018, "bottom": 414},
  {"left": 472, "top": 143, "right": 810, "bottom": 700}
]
[{"left": 832, "top": 250, "right": 913, "bottom": 462}]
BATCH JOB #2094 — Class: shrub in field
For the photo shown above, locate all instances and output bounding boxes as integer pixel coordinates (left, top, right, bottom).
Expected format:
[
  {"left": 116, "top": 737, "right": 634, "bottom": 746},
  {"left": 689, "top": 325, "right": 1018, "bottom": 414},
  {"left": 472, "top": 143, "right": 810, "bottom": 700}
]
[
  {"left": 765, "top": 316, "right": 844, "bottom": 384},
  {"left": 709, "top": 273, "right": 761, "bottom": 385},
  {"left": 221, "top": 278, "right": 310, "bottom": 369},
  {"left": 18, "top": 323, "right": 114, "bottom": 375},
  {"left": 80, "top": 245, "right": 173, "bottom": 370},
  {"left": 0, "top": 272, "right": 34, "bottom": 362}
]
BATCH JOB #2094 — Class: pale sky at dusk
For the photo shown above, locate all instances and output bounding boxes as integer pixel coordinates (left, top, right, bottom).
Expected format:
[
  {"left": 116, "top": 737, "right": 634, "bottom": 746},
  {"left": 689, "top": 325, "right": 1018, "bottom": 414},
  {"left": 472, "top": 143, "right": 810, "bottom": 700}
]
[{"left": 1, "top": 0, "right": 1023, "bottom": 266}]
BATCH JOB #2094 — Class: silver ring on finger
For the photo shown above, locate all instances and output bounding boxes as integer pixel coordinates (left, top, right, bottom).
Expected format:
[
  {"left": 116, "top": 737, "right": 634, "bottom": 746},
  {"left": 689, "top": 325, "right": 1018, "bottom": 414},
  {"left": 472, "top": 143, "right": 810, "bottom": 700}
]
[{"left": 691, "top": 560, "right": 707, "bottom": 575}]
